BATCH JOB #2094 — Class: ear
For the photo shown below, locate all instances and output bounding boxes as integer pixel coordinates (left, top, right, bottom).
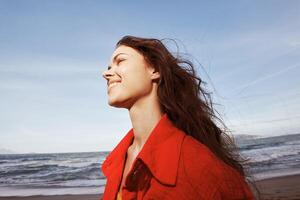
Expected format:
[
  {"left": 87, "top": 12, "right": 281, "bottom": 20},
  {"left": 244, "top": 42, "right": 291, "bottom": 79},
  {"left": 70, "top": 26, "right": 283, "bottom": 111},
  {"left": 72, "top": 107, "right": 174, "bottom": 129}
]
[
  {"left": 149, "top": 68, "right": 160, "bottom": 81},
  {"left": 151, "top": 70, "right": 160, "bottom": 80},
  {"left": 147, "top": 65, "right": 160, "bottom": 80}
]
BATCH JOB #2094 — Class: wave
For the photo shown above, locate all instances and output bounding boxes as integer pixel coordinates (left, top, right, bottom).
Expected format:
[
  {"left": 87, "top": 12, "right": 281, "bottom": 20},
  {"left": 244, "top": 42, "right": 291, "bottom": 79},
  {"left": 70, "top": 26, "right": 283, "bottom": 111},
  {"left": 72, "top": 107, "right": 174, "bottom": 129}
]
[{"left": 0, "top": 134, "right": 299, "bottom": 195}]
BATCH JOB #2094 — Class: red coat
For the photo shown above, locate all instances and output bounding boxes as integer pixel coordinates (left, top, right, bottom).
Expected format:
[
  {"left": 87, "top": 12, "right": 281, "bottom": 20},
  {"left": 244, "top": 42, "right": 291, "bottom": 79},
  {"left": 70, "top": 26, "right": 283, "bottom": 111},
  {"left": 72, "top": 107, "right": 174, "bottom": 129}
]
[{"left": 101, "top": 113, "right": 255, "bottom": 200}]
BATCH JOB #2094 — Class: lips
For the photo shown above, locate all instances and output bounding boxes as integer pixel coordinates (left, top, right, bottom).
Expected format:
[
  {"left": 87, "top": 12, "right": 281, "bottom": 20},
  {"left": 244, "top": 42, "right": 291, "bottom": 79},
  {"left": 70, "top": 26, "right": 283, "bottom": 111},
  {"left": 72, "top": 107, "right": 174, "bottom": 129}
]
[{"left": 108, "top": 80, "right": 121, "bottom": 91}]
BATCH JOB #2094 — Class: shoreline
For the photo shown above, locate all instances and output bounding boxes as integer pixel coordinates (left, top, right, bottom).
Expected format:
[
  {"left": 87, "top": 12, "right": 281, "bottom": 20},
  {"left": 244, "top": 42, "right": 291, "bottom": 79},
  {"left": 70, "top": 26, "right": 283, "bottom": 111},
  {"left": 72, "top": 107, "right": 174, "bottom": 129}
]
[
  {"left": 0, "top": 194, "right": 102, "bottom": 200},
  {"left": 0, "top": 174, "right": 299, "bottom": 200}
]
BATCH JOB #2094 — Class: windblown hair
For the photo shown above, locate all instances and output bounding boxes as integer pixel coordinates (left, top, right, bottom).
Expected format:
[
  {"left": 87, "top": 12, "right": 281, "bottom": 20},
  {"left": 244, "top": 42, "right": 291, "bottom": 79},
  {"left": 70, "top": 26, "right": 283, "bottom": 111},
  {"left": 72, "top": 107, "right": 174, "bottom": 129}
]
[{"left": 116, "top": 35, "right": 260, "bottom": 199}]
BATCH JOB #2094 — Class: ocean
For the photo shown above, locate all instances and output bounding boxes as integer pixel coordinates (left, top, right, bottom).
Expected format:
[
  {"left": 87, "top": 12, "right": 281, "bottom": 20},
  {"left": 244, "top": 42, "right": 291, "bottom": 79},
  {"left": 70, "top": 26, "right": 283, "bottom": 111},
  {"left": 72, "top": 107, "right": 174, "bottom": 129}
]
[{"left": 0, "top": 133, "right": 299, "bottom": 197}]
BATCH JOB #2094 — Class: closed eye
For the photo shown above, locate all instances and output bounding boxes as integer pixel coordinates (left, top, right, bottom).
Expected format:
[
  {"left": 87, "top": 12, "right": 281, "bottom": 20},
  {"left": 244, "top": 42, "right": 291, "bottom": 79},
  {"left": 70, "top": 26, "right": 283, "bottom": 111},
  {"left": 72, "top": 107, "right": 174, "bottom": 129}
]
[{"left": 117, "top": 58, "right": 125, "bottom": 64}]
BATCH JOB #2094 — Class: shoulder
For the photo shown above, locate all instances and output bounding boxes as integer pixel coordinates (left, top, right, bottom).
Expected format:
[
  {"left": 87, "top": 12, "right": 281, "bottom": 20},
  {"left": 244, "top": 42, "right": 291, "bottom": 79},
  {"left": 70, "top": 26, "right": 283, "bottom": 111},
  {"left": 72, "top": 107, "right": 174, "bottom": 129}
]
[
  {"left": 181, "top": 135, "right": 223, "bottom": 171},
  {"left": 181, "top": 135, "right": 252, "bottom": 199}
]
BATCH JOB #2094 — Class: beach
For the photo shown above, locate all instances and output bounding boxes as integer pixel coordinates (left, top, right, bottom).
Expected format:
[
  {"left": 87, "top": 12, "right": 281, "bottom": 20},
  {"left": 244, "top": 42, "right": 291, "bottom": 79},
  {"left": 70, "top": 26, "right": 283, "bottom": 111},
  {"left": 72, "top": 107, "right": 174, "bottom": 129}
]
[
  {"left": 1, "top": 134, "right": 299, "bottom": 199},
  {"left": 0, "top": 194, "right": 102, "bottom": 200},
  {"left": 255, "top": 174, "right": 300, "bottom": 200},
  {"left": 0, "top": 174, "right": 299, "bottom": 200}
]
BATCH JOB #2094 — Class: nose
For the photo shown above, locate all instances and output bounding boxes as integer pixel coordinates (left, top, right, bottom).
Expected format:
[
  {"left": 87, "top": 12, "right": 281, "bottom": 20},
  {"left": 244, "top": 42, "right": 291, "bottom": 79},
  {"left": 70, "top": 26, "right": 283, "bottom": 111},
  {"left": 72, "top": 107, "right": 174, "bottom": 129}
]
[{"left": 102, "top": 68, "right": 113, "bottom": 80}]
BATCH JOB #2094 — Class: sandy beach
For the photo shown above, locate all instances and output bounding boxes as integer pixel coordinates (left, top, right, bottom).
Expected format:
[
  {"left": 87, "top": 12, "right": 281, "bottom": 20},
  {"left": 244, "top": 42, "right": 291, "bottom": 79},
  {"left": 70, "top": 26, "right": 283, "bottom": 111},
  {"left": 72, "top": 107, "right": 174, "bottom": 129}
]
[
  {"left": 255, "top": 174, "right": 300, "bottom": 200},
  {"left": 0, "top": 194, "right": 102, "bottom": 200},
  {"left": 0, "top": 174, "right": 299, "bottom": 200}
]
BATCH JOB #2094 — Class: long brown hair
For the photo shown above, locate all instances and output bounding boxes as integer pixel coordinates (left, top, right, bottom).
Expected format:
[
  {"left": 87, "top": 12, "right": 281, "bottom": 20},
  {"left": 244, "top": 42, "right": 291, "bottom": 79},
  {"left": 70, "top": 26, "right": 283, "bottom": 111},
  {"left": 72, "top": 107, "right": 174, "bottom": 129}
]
[{"left": 116, "top": 35, "right": 260, "bottom": 199}]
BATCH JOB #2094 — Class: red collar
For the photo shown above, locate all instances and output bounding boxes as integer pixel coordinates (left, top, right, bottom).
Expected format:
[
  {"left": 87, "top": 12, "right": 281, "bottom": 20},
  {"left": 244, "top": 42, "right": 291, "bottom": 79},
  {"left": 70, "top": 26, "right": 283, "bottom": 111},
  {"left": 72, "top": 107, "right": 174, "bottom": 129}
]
[{"left": 101, "top": 113, "right": 186, "bottom": 186}]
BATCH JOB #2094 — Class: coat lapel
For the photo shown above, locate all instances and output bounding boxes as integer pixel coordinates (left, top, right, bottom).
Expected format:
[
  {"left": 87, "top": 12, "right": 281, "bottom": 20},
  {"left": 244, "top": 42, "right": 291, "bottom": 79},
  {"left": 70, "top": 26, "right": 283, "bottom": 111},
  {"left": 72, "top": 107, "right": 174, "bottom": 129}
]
[{"left": 101, "top": 113, "right": 186, "bottom": 199}]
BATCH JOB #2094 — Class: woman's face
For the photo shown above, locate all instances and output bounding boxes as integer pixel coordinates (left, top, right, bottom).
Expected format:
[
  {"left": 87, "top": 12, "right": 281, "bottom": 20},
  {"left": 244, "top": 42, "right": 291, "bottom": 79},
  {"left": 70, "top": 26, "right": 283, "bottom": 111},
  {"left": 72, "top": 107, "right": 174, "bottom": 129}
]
[{"left": 102, "top": 45, "right": 159, "bottom": 109}]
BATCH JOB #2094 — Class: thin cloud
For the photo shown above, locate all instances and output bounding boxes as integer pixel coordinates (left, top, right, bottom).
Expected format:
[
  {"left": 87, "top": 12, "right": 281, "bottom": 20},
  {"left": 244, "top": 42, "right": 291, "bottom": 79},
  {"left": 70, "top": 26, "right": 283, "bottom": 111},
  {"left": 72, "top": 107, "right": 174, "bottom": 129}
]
[{"left": 233, "top": 62, "right": 300, "bottom": 95}]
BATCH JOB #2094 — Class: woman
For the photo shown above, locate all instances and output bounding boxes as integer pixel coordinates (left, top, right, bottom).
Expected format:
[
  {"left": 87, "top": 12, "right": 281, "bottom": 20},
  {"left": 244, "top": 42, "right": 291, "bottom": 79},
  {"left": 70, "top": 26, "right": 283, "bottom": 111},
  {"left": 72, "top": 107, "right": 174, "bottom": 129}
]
[{"left": 101, "top": 35, "right": 260, "bottom": 200}]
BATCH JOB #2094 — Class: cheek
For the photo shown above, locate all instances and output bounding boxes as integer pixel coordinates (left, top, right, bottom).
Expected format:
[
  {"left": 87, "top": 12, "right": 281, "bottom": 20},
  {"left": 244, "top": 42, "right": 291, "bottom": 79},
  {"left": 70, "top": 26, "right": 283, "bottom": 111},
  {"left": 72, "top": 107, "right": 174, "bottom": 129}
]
[
  {"left": 119, "top": 60, "right": 152, "bottom": 95},
  {"left": 125, "top": 72, "right": 152, "bottom": 95}
]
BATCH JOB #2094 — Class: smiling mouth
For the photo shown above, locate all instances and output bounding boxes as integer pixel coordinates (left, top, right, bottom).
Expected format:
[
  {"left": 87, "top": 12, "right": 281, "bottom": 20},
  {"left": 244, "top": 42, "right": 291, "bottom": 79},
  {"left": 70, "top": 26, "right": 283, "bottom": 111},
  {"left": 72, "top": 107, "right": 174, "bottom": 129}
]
[{"left": 108, "top": 82, "right": 121, "bottom": 91}]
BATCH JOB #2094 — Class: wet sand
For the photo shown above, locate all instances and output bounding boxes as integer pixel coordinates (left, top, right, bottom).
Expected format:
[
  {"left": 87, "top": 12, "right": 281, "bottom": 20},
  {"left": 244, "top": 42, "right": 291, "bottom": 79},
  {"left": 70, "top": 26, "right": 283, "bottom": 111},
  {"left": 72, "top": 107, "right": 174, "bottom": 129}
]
[
  {"left": 0, "top": 194, "right": 102, "bottom": 200},
  {"left": 255, "top": 174, "right": 300, "bottom": 200}
]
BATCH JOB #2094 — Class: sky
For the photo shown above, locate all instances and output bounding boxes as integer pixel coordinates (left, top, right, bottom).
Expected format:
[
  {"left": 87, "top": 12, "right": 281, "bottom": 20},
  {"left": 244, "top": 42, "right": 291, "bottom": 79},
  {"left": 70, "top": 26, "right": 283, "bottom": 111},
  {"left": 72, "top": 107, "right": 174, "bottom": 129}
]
[{"left": 0, "top": 0, "right": 299, "bottom": 153}]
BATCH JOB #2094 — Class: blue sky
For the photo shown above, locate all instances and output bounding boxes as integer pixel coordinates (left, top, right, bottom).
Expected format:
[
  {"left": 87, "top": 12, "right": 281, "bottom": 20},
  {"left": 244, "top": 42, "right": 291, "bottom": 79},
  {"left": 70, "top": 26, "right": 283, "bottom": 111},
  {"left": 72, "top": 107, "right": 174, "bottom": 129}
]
[{"left": 0, "top": 0, "right": 299, "bottom": 153}]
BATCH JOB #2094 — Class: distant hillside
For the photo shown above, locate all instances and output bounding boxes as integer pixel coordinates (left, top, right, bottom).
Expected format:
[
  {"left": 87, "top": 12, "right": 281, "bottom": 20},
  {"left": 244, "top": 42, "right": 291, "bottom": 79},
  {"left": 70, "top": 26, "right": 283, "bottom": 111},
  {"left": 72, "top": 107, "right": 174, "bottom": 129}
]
[
  {"left": 0, "top": 148, "right": 17, "bottom": 154},
  {"left": 233, "top": 134, "right": 261, "bottom": 145},
  {"left": 234, "top": 134, "right": 260, "bottom": 140}
]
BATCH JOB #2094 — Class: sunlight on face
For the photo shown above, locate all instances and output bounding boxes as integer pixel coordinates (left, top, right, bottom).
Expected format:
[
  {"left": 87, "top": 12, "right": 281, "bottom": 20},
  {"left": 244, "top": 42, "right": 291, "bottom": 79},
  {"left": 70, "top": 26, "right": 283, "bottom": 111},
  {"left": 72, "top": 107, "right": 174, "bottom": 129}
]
[{"left": 102, "top": 45, "right": 156, "bottom": 109}]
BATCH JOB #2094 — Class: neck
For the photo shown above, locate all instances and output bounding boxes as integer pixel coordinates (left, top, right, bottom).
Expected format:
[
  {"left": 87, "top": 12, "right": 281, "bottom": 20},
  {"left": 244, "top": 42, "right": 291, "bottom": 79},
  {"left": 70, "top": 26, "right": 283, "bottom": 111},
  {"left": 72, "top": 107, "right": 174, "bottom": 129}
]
[{"left": 128, "top": 93, "right": 163, "bottom": 153}]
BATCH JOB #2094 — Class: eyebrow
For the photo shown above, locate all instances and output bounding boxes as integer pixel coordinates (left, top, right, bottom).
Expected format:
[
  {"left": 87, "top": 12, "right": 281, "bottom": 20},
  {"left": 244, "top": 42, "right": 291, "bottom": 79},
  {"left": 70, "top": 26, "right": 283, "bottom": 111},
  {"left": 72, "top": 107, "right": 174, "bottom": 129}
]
[{"left": 107, "top": 53, "right": 127, "bottom": 70}]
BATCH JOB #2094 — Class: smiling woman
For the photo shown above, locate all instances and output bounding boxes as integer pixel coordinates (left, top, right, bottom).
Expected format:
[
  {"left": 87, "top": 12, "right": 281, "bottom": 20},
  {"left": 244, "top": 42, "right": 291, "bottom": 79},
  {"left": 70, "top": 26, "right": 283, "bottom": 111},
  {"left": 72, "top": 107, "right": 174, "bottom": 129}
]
[
  {"left": 104, "top": 45, "right": 159, "bottom": 109},
  {"left": 101, "top": 35, "right": 260, "bottom": 200}
]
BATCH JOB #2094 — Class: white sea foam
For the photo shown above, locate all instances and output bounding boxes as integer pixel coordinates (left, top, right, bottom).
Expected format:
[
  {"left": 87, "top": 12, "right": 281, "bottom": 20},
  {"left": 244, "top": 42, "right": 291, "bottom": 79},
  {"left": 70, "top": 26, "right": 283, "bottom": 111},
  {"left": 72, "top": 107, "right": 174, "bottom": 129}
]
[
  {"left": 254, "top": 168, "right": 300, "bottom": 180},
  {"left": 241, "top": 141, "right": 300, "bottom": 163},
  {"left": 0, "top": 134, "right": 299, "bottom": 196}
]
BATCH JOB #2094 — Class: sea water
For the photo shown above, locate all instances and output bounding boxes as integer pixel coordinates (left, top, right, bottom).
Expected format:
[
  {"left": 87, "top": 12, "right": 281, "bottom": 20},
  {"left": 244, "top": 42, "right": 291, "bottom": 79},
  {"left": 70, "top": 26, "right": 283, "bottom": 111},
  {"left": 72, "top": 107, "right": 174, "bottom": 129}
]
[{"left": 0, "top": 133, "right": 299, "bottom": 196}]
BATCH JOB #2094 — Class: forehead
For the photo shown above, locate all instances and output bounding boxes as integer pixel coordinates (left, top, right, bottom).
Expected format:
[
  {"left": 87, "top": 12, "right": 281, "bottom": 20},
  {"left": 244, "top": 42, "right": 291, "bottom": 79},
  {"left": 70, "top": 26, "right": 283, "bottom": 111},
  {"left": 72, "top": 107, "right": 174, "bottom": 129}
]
[{"left": 110, "top": 45, "right": 142, "bottom": 60}]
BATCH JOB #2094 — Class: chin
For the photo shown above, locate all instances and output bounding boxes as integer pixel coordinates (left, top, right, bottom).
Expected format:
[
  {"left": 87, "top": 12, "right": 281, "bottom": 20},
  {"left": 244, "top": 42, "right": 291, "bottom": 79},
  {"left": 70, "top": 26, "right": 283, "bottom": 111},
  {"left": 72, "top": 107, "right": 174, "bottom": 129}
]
[
  {"left": 108, "top": 98, "right": 133, "bottom": 109},
  {"left": 108, "top": 99, "right": 124, "bottom": 108}
]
